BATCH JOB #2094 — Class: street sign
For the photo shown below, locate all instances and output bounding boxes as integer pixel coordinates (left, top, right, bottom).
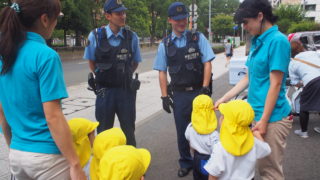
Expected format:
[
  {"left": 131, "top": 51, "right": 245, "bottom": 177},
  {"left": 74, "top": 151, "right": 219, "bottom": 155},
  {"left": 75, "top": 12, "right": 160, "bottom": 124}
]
[
  {"left": 189, "top": 4, "right": 198, "bottom": 11},
  {"left": 193, "top": 23, "right": 197, "bottom": 29}
]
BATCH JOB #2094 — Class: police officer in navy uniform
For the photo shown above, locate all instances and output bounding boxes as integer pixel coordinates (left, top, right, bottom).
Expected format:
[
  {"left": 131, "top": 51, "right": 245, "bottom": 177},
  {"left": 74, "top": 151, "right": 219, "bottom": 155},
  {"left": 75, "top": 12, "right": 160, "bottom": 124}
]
[
  {"left": 83, "top": 0, "right": 142, "bottom": 146},
  {"left": 153, "top": 2, "right": 215, "bottom": 177}
]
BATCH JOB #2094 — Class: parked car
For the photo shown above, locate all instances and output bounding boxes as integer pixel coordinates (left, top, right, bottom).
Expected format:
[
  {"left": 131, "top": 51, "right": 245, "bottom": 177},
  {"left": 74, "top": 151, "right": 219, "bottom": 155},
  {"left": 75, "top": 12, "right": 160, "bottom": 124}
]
[{"left": 288, "top": 31, "right": 320, "bottom": 51}]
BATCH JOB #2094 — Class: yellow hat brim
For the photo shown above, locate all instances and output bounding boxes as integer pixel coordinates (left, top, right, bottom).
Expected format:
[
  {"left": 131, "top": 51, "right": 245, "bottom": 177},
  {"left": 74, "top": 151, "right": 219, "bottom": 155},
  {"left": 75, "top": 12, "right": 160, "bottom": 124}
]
[
  {"left": 220, "top": 122, "right": 254, "bottom": 156},
  {"left": 136, "top": 148, "right": 151, "bottom": 174},
  {"left": 90, "top": 156, "right": 99, "bottom": 180}
]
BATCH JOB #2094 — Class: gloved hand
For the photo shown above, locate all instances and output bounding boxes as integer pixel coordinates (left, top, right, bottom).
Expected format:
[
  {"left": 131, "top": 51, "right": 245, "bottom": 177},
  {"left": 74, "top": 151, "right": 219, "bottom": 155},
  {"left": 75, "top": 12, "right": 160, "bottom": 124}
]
[
  {"left": 161, "top": 96, "right": 173, "bottom": 113},
  {"left": 199, "top": 86, "right": 211, "bottom": 96},
  {"left": 88, "top": 72, "right": 97, "bottom": 94}
]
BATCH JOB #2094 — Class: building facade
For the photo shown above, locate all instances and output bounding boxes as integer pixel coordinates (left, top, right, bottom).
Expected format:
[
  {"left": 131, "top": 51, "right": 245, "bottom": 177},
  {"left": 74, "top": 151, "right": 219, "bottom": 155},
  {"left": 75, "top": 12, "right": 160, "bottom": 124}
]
[
  {"left": 271, "top": 0, "right": 320, "bottom": 23},
  {"left": 303, "top": 0, "right": 320, "bottom": 23}
]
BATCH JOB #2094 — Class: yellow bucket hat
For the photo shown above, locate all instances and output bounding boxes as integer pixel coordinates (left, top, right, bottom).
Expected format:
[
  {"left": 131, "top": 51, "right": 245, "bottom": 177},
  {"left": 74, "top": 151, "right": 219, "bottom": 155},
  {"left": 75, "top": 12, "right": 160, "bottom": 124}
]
[
  {"left": 219, "top": 100, "right": 255, "bottom": 156},
  {"left": 68, "top": 118, "right": 99, "bottom": 167},
  {"left": 191, "top": 95, "right": 218, "bottom": 134},
  {"left": 90, "top": 128, "right": 127, "bottom": 180},
  {"left": 99, "top": 145, "right": 151, "bottom": 180}
]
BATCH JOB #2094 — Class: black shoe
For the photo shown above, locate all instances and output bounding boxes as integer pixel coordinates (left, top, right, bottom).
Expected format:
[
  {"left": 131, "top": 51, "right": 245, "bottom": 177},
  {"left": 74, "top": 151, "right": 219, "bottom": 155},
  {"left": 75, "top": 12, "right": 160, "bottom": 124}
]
[{"left": 177, "top": 168, "right": 192, "bottom": 177}]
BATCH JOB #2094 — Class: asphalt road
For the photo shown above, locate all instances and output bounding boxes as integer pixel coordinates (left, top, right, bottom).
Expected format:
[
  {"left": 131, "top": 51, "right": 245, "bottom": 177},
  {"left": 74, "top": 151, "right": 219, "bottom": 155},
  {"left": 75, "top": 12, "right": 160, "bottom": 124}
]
[{"left": 61, "top": 48, "right": 157, "bottom": 87}]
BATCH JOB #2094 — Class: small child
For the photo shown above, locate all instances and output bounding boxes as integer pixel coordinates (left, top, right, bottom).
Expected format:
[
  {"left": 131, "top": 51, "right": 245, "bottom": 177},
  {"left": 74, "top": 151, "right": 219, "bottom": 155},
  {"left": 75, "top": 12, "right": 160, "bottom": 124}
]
[
  {"left": 90, "top": 127, "right": 127, "bottom": 180},
  {"left": 185, "top": 94, "right": 220, "bottom": 180},
  {"left": 98, "top": 145, "right": 151, "bottom": 180},
  {"left": 204, "top": 100, "right": 271, "bottom": 180},
  {"left": 68, "top": 118, "right": 99, "bottom": 179}
]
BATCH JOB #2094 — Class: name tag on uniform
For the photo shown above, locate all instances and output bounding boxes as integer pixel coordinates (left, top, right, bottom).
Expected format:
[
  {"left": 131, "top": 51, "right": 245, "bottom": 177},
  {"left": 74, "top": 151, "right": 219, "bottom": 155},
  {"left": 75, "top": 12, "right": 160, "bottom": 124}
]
[{"left": 185, "top": 52, "right": 200, "bottom": 60}]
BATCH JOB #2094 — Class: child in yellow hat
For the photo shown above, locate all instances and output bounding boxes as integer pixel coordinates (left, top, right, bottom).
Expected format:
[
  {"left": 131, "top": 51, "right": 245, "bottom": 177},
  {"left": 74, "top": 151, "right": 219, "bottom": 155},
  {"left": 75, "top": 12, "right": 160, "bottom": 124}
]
[
  {"left": 98, "top": 145, "right": 151, "bottom": 180},
  {"left": 184, "top": 95, "right": 219, "bottom": 180},
  {"left": 68, "top": 118, "right": 99, "bottom": 179},
  {"left": 90, "top": 127, "right": 127, "bottom": 180},
  {"left": 204, "top": 100, "right": 271, "bottom": 180}
]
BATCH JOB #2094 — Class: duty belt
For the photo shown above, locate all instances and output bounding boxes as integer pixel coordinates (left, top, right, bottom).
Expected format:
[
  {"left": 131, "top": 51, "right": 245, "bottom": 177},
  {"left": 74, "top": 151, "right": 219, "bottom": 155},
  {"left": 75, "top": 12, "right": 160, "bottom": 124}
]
[{"left": 172, "top": 84, "right": 202, "bottom": 92}]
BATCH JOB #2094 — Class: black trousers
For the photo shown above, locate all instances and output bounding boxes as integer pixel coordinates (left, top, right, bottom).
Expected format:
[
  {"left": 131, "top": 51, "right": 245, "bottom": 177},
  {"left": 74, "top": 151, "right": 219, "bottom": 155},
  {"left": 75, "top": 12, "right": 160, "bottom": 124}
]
[
  {"left": 95, "top": 87, "right": 137, "bottom": 146},
  {"left": 193, "top": 151, "right": 210, "bottom": 180},
  {"left": 300, "top": 111, "right": 309, "bottom": 132}
]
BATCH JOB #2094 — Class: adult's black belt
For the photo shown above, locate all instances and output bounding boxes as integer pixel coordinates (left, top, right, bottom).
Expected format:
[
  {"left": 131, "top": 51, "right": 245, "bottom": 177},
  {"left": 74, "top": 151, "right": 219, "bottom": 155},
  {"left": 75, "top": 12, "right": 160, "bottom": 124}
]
[{"left": 172, "top": 85, "right": 202, "bottom": 92}]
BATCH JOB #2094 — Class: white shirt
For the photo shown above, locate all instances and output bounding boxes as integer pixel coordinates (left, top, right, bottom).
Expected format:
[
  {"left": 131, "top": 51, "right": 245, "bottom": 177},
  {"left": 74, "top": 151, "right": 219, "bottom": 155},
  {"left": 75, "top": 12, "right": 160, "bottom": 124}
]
[
  {"left": 83, "top": 157, "right": 91, "bottom": 180},
  {"left": 185, "top": 123, "right": 220, "bottom": 155},
  {"left": 225, "top": 43, "right": 232, "bottom": 54},
  {"left": 204, "top": 138, "right": 271, "bottom": 180},
  {"left": 289, "top": 51, "right": 320, "bottom": 86}
]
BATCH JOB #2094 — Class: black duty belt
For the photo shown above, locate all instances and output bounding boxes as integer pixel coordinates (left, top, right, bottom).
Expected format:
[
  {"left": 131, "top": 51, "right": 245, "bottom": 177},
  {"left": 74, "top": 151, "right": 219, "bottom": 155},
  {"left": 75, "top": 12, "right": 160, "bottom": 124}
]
[{"left": 172, "top": 85, "right": 202, "bottom": 92}]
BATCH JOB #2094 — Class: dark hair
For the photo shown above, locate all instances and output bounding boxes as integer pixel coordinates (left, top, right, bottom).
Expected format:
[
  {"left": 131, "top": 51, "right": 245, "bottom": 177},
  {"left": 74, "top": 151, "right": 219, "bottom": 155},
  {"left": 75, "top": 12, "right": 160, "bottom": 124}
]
[
  {"left": 0, "top": 0, "right": 61, "bottom": 74},
  {"left": 290, "top": 41, "right": 305, "bottom": 57},
  {"left": 234, "top": 0, "right": 278, "bottom": 24}
]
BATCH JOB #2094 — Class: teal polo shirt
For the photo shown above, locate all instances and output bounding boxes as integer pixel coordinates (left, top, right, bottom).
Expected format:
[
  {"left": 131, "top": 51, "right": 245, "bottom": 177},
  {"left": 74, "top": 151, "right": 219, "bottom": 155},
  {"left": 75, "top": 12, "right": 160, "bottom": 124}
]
[
  {"left": 246, "top": 26, "right": 291, "bottom": 122},
  {"left": 0, "top": 32, "right": 68, "bottom": 154}
]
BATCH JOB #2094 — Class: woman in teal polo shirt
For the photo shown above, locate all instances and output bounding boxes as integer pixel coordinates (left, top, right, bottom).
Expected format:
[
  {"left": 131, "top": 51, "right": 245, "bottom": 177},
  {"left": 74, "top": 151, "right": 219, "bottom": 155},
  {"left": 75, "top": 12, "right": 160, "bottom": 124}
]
[
  {"left": 0, "top": 1, "right": 85, "bottom": 179},
  {"left": 215, "top": 0, "right": 292, "bottom": 179}
]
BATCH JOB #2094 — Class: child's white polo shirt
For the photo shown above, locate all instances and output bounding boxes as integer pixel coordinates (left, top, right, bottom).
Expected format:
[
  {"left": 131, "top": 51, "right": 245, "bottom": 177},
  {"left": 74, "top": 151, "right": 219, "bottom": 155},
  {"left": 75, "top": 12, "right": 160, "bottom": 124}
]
[
  {"left": 185, "top": 123, "right": 220, "bottom": 155},
  {"left": 204, "top": 137, "right": 271, "bottom": 180}
]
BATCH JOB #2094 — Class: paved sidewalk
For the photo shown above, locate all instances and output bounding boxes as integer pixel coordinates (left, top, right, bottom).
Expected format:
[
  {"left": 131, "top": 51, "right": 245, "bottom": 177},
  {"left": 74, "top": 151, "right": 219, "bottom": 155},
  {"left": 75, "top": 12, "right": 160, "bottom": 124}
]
[{"left": 0, "top": 135, "right": 10, "bottom": 180}]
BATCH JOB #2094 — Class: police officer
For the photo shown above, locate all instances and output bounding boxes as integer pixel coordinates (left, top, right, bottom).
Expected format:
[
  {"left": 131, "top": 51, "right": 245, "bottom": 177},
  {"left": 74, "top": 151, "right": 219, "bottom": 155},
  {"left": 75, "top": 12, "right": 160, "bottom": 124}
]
[
  {"left": 153, "top": 2, "right": 215, "bottom": 177},
  {"left": 83, "top": 0, "right": 142, "bottom": 146}
]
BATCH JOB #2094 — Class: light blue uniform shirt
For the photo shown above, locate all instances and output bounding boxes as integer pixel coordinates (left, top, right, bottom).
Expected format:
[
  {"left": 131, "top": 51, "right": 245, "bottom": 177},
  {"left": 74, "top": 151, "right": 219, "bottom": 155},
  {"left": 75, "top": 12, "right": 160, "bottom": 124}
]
[
  {"left": 245, "top": 26, "right": 291, "bottom": 122},
  {"left": 289, "top": 51, "right": 320, "bottom": 86},
  {"left": 153, "top": 31, "right": 215, "bottom": 71},
  {"left": 83, "top": 25, "right": 142, "bottom": 64},
  {"left": 0, "top": 32, "right": 68, "bottom": 154}
]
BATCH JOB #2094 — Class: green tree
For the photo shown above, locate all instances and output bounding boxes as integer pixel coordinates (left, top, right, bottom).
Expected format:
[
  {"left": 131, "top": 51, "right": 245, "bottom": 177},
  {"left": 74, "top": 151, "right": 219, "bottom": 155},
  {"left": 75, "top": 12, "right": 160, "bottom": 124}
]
[
  {"left": 146, "top": 0, "right": 171, "bottom": 44},
  {"left": 196, "top": 0, "right": 239, "bottom": 37},
  {"left": 71, "top": 0, "right": 93, "bottom": 46},
  {"left": 56, "top": 0, "right": 74, "bottom": 46},
  {"left": 288, "top": 21, "right": 320, "bottom": 33},
  {"left": 124, "top": 0, "right": 151, "bottom": 37},
  {"left": 212, "top": 14, "right": 234, "bottom": 38},
  {"left": 274, "top": 4, "right": 305, "bottom": 33},
  {"left": 56, "top": 0, "right": 93, "bottom": 46}
]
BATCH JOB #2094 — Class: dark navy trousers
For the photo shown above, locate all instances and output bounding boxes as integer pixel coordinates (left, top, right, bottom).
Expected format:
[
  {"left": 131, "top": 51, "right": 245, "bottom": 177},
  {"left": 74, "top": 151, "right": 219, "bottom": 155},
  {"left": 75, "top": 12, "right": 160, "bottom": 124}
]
[
  {"left": 95, "top": 87, "right": 137, "bottom": 146},
  {"left": 193, "top": 151, "right": 210, "bottom": 180},
  {"left": 172, "top": 89, "right": 200, "bottom": 169}
]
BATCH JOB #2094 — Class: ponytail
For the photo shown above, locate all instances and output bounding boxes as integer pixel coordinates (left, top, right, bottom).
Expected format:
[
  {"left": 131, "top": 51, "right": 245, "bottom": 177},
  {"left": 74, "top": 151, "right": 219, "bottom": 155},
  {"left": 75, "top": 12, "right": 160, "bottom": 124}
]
[
  {"left": 0, "top": 6, "right": 25, "bottom": 74},
  {"left": 0, "top": 0, "right": 61, "bottom": 74}
]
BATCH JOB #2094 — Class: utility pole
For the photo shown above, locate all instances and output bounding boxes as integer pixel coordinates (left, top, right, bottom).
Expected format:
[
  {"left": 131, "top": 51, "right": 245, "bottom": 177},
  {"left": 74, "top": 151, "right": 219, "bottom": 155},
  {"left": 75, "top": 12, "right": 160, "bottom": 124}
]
[
  {"left": 192, "top": 0, "right": 195, "bottom": 29},
  {"left": 208, "top": 0, "right": 212, "bottom": 43}
]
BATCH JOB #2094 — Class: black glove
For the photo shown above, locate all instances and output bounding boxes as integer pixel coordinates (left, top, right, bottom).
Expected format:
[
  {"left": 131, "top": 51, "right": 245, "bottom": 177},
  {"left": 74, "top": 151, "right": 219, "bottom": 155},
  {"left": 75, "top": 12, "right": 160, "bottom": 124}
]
[
  {"left": 161, "top": 96, "right": 173, "bottom": 113},
  {"left": 88, "top": 72, "right": 97, "bottom": 94},
  {"left": 199, "top": 86, "right": 211, "bottom": 96},
  {"left": 130, "top": 73, "right": 141, "bottom": 91}
]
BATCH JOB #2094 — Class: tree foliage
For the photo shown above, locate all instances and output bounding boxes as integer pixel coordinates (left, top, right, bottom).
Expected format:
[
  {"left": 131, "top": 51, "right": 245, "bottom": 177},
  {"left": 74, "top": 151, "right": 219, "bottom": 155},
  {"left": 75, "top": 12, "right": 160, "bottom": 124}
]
[
  {"left": 212, "top": 14, "right": 234, "bottom": 37},
  {"left": 288, "top": 21, "right": 320, "bottom": 33},
  {"left": 274, "top": 4, "right": 305, "bottom": 33},
  {"left": 0, "top": 0, "right": 242, "bottom": 46},
  {"left": 54, "top": 0, "right": 94, "bottom": 46},
  {"left": 124, "top": 0, "right": 150, "bottom": 37},
  {"left": 274, "top": 5, "right": 304, "bottom": 22}
]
